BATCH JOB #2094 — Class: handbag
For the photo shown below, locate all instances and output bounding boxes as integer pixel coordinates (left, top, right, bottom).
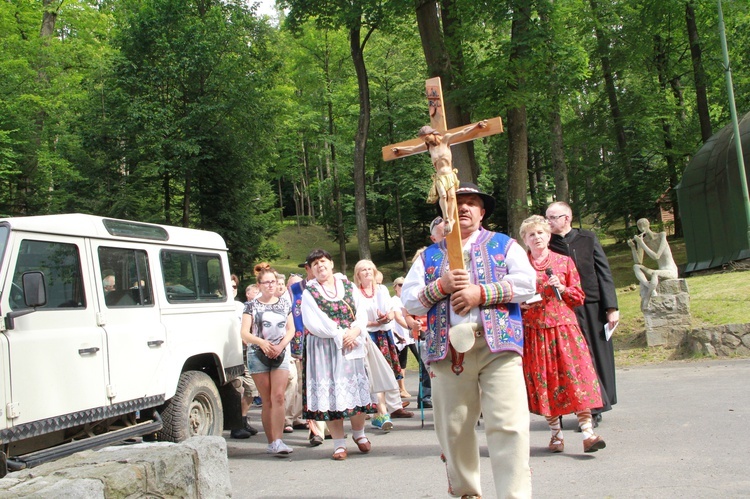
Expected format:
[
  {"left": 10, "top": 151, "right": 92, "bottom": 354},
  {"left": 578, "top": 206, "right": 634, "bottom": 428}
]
[{"left": 255, "top": 346, "right": 285, "bottom": 369}]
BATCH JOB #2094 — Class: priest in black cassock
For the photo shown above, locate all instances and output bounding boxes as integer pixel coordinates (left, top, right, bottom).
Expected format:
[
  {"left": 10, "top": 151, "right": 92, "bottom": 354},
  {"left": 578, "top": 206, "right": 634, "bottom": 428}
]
[{"left": 545, "top": 201, "right": 619, "bottom": 423}]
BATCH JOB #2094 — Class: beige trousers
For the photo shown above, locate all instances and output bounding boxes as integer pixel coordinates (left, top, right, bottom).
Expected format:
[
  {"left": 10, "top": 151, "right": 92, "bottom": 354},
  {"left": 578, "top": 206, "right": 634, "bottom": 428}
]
[{"left": 431, "top": 339, "right": 531, "bottom": 499}]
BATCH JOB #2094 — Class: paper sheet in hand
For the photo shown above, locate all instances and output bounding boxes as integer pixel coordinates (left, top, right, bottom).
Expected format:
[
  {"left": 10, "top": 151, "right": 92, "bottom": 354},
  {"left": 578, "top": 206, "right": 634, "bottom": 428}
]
[
  {"left": 604, "top": 321, "right": 619, "bottom": 341},
  {"left": 526, "top": 294, "right": 542, "bottom": 304}
]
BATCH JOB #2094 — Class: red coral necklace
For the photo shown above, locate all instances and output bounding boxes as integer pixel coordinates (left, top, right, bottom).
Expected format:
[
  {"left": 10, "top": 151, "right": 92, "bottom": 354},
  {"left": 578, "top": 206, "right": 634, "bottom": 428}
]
[{"left": 359, "top": 284, "right": 375, "bottom": 299}]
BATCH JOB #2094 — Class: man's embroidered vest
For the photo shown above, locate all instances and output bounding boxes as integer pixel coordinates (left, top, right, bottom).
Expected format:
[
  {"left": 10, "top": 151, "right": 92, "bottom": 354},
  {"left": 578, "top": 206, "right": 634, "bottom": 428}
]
[{"left": 422, "top": 229, "right": 524, "bottom": 363}]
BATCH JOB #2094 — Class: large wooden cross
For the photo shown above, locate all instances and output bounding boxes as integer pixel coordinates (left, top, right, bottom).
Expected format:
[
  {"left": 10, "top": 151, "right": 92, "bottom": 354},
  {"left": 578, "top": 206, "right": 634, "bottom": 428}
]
[{"left": 382, "top": 77, "right": 504, "bottom": 270}]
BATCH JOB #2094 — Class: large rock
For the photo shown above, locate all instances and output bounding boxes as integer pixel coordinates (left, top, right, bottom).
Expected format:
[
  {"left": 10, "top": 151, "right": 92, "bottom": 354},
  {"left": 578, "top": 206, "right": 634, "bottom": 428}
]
[
  {"left": 0, "top": 436, "right": 231, "bottom": 498},
  {"left": 642, "top": 278, "right": 691, "bottom": 347}
]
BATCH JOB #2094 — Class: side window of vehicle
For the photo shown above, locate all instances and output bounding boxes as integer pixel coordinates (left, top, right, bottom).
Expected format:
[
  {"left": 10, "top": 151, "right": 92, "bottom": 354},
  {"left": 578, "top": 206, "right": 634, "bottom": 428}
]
[
  {"left": 10, "top": 240, "right": 86, "bottom": 310},
  {"left": 98, "top": 247, "right": 154, "bottom": 308},
  {"left": 161, "top": 250, "right": 225, "bottom": 303}
]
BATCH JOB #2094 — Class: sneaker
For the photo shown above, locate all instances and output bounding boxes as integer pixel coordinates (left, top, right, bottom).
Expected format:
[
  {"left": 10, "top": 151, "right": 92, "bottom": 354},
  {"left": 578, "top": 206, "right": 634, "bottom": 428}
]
[
  {"left": 371, "top": 414, "right": 391, "bottom": 431},
  {"left": 382, "top": 417, "right": 393, "bottom": 432},
  {"left": 371, "top": 414, "right": 392, "bottom": 430},
  {"left": 266, "top": 440, "right": 293, "bottom": 456},
  {"left": 253, "top": 396, "right": 262, "bottom": 406},
  {"left": 370, "top": 415, "right": 383, "bottom": 429},
  {"left": 276, "top": 440, "right": 293, "bottom": 455},
  {"left": 230, "top": 428, "right": 252, "bottom": 439}
]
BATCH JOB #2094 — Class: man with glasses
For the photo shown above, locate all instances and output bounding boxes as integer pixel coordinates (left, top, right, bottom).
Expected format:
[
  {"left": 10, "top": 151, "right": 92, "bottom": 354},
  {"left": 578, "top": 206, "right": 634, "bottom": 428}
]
[{"left": 545, "top": 201, "right": 619, "bottom": 426}]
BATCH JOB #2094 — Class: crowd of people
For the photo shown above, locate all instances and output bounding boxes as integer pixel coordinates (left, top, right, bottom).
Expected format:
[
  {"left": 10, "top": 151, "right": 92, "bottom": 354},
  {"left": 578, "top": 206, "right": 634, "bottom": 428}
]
[
  {"left": 229, "top": 185, "right": 620, "bottom": 498},
  {"left": 232, "top": 253, "right": 428, "bottom": 458}
]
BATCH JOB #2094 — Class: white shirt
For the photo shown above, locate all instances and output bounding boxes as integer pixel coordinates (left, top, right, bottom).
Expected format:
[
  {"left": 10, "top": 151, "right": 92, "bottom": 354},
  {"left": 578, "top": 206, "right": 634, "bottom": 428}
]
[
  {"left": 360, "top": 284, "right": 394, "bottom": 332},
  {"left": 301, "top": 276, "right": 368, "bottom": 359},
  {"left": 390, "top": 294, "right": 414, "bottom": 349}
]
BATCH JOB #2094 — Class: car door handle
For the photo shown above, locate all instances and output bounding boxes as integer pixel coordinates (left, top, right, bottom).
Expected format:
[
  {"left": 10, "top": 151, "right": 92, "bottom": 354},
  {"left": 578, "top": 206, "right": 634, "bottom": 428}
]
[
  {"left": 147, "top": 340, "right": 164, "bottom": 348},
  {"left": 78, "top": 347, "right": 100, "bottom": 355}
]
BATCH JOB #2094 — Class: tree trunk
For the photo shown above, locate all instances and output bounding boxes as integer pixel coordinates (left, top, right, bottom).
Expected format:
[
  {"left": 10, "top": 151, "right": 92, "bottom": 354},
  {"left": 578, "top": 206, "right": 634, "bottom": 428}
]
[
  {"left": 382, "top": 216, "right": 389, "bottom": 252},
  {"left": 506, "top": 2, "right": 531, "bottom": 238},
  {"left": 654, "top": 35, "right": 684, "bottom": 237},
  {"left": 539, "top": 1, "right": 569, "bottom": 203},
  {"left": 333, "top": 160, "right": 347, "bottom": 272},
  {"left": 589, "top": 0, "right": 627, "bottom": 157},
  {"left": 182, "top": 171, "right": 191, "bottom": 227},
  {"left": 163, "top": 170, "right": 172, "bottom": 225},
  {"left": 686, "top": 0, "right": 712, "bottom": 143},
  {"left": 414, "top": 0, "right": 476, "bottom": 182},
  {"left": 350, "top": 24, "right": 371, "bottom": 261},
  {"left": 40, "top": 0, "right": 58, "bottom": 37},
  {"left": 293, "top": 181, "right": 301, "bottom": 233},
  {"left": 440, "top": 0, "right": 479, "bottom": 181},
  {"left": 394, "top": 187, "right": 408, "bottom": 270},
  {"left": 550, "top": 105, "right": 569, "bottom": 202}
]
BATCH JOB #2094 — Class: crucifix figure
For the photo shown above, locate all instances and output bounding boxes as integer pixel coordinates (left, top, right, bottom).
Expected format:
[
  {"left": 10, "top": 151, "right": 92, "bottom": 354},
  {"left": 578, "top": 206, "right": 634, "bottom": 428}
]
[
  {"left": 382, "top": 77, "right": 504, "bottom": 269},
  {"left": 391, "top": 121, "right": 489, "bottom": 236}
]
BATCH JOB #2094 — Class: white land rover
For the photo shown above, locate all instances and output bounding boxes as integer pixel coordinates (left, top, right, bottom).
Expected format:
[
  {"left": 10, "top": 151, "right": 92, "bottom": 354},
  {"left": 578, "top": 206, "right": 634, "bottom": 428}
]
[{"left": 0, "top": 214, "right": 244, "bottom": 476}]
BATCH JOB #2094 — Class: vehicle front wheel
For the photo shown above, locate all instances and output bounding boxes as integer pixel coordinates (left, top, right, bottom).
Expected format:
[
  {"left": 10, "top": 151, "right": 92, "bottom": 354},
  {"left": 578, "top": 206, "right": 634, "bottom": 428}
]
[{"left": 158, "top": 371, "right": 223, "bottom": 442}]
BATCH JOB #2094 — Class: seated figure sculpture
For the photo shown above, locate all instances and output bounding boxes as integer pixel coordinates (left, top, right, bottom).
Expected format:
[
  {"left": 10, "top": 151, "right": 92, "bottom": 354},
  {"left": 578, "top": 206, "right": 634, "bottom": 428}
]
[{"left": 627, "top": 218, "right": 678, "bottom": 305}]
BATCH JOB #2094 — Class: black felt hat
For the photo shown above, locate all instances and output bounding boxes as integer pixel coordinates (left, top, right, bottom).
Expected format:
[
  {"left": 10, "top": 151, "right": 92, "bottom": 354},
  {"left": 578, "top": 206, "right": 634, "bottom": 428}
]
[{"left": 455, "top": 182, "right": 495, "bottom": 219}]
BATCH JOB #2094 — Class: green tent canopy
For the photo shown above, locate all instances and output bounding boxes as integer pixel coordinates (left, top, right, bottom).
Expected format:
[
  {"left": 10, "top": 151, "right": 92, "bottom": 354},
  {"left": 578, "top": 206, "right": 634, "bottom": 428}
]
[{"left": 676, "top": 112, "right": 750, "bottom": 273}]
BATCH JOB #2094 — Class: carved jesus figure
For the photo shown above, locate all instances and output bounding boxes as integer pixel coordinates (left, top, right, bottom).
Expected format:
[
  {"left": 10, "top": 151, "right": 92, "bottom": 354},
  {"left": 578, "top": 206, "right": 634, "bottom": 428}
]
[
  {"left": 628, "top": 218, "right": 678, "bottom": 304},
  {"left": 392, "top": 120, "right": 488, "bottom": 235}
]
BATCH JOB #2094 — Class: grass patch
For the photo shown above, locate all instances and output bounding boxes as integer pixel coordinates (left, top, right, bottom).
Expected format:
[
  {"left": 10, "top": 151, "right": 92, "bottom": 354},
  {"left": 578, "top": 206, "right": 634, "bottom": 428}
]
[{"left": 268, "top": 220, "right": 409, "bottom": 281}]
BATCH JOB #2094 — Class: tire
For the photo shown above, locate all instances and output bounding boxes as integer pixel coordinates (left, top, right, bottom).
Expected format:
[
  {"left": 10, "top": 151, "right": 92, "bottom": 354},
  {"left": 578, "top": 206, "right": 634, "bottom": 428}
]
[{"left": 158, "top": 371, "right": 224, "bottom": 442}]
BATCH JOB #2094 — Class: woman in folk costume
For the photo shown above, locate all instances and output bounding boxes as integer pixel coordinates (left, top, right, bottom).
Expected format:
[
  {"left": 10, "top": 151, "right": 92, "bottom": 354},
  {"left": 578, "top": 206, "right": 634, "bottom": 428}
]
[
  {"left": 301, "top": 249, "right": 376, "bottom": 461},
  {"left": 519, "top": 215, "right": 607, "bottom": 454}
]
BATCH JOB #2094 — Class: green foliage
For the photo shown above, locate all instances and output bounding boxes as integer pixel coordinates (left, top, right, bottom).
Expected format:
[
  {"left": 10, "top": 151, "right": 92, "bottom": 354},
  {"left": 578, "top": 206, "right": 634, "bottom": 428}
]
[{"left": 3, "top": 0, "right": 750, "bottom": 277}]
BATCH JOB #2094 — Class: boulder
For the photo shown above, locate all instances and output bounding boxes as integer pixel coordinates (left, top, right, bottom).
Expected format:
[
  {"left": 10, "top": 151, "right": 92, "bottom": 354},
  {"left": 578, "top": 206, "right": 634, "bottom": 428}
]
[{"left": 0, "top": 436, "right": 231, "bottom": 498}]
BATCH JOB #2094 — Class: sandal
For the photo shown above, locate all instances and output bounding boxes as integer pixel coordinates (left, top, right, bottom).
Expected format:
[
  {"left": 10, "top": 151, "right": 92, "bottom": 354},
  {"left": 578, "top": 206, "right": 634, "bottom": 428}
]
[
  {"left": 332, "top": 446, "right": 348, "bottom": 461},
  {"left": 352, "top": 435, "right": 371, "bottom": 453},
  {"left": 548, "top": 430, "right": 564, "bottom": 453}
]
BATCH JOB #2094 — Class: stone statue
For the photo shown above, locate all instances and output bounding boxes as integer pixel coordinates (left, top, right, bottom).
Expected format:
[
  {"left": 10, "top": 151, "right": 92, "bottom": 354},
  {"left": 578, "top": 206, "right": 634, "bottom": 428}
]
[{"left": 627, "top": 218, "right": 678, "bottom": 305}]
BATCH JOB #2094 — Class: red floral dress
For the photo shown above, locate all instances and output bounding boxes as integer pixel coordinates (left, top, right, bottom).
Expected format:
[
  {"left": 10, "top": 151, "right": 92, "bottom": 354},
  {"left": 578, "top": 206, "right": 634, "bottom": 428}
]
[{"left": 521, "top": 251, "right": 603, "bottom": 417}]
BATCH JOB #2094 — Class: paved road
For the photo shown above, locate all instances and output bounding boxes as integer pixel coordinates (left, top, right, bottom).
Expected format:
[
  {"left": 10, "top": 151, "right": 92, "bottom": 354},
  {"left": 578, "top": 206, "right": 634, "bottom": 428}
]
[{"left": 226, "top": 358, "right": 750, "bottom": 498}]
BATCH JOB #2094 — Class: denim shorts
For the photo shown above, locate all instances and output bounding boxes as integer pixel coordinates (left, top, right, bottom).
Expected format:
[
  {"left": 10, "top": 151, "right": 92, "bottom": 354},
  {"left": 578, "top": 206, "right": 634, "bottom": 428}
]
[{"left": 247, "top": 347, "right": 291, "bottom": 374}]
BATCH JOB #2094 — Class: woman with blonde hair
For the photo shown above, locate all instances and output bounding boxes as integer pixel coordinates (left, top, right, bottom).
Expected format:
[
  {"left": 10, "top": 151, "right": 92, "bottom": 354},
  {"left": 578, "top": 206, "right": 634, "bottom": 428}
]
[
  {"left": 354, "top": 260, "right": 413, "bottom": 431},
  {"left": 518, "top": 215, "right": 606, "bottom": 454},
  {"left": 241, "top": 263, "right": 295, "bottom": 455}
]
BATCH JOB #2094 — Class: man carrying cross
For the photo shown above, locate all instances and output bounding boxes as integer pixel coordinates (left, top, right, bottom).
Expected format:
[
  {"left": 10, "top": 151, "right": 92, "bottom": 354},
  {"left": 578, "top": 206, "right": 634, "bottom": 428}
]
[
  {"left": 392, "top": 121, "right": 488, "bottom": 236},
  {"left": 402, "top": 182, "right": 535, "bottom": 499}
]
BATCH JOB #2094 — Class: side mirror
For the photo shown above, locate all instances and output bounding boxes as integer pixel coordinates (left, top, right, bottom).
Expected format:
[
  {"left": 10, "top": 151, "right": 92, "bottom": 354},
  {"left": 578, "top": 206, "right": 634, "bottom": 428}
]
[
  {"left": 22, "top": 271, "right": 47, "bottom": 308},
  {"left": 4, "top": 271, "right": 47, "bottom": 330}
]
